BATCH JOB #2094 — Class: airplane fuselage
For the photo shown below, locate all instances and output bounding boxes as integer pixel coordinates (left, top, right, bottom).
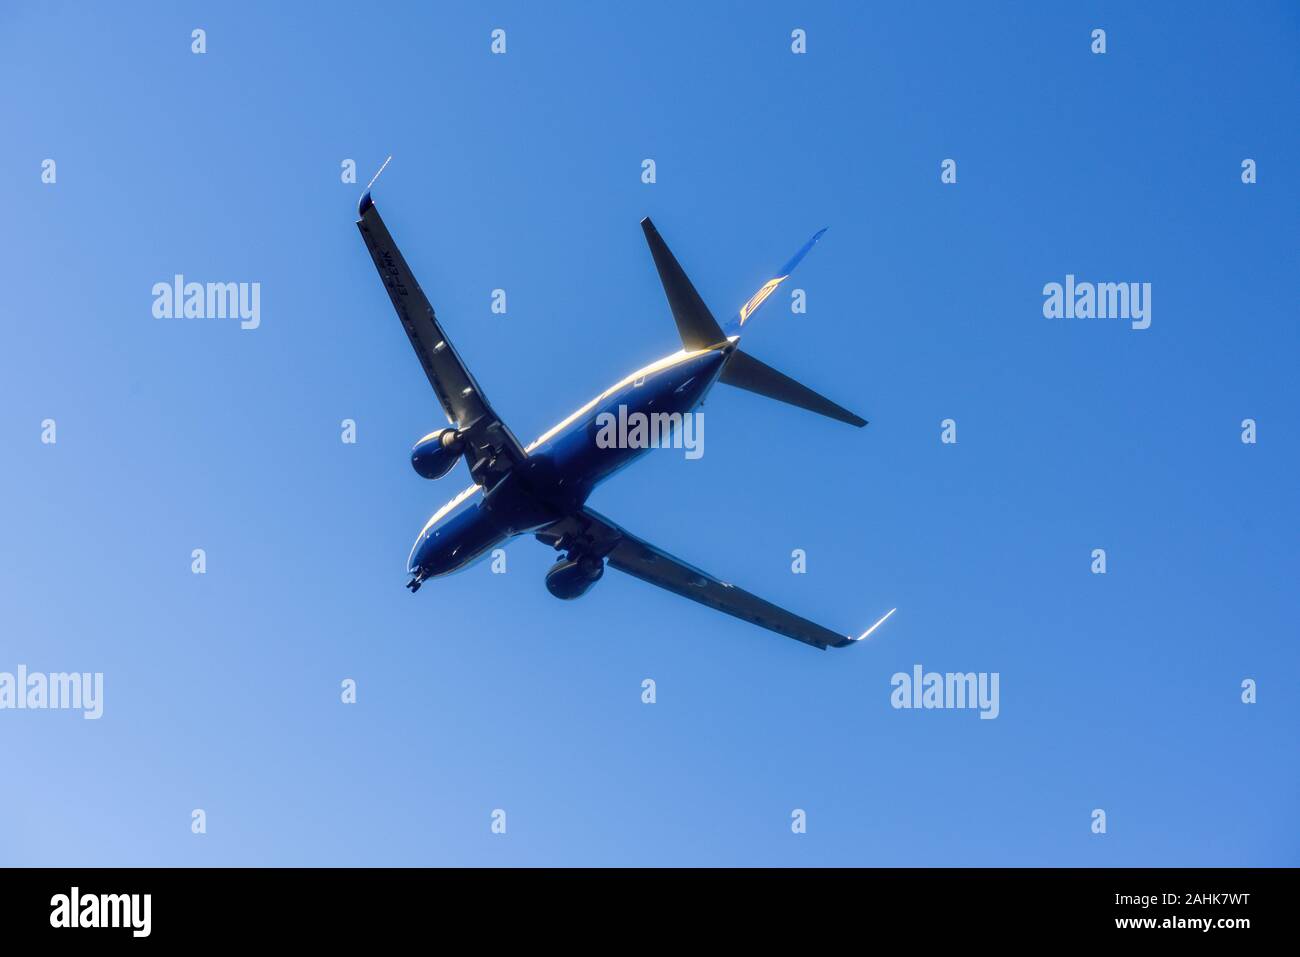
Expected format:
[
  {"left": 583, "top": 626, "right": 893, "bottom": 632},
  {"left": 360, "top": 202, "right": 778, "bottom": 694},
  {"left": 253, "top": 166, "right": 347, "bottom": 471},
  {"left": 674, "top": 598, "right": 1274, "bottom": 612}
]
[
  {"left": 358, "top": 192, "right": 878, "bottom": 649},
  {"left": 408, "top": 342, "right": 732, "bottom": 578}
]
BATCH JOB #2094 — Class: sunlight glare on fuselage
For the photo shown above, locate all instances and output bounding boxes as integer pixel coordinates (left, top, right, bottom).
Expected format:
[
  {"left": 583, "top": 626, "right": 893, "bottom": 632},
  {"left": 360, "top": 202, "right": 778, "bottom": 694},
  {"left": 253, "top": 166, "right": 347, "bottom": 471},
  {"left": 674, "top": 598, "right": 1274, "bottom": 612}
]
[{"left": 415, "top": 345, "right": 723, "bottom": 539}]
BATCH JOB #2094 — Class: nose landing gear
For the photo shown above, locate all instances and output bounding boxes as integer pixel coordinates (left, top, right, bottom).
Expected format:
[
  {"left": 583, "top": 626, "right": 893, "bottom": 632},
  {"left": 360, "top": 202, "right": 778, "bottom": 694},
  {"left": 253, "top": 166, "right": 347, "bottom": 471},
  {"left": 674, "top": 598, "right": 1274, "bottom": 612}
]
[{"left": 406, "top": 570, "right": 426, "bottom": 593}]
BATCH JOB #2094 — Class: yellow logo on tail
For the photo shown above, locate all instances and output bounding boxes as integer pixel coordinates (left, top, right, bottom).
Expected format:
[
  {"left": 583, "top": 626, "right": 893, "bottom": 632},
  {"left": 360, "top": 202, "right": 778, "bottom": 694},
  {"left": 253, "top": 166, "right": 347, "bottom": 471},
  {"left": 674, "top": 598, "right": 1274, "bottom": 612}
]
[{"left": 739, "top": 274, "right": 788, "bottom": 325}]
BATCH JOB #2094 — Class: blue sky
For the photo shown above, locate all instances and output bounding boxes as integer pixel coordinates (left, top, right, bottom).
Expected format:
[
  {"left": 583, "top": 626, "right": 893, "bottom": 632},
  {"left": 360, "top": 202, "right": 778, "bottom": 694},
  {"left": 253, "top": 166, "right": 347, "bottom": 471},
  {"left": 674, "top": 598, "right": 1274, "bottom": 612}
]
[{"left": 2, "top": 1, "right": 1296, "bottom": 866}]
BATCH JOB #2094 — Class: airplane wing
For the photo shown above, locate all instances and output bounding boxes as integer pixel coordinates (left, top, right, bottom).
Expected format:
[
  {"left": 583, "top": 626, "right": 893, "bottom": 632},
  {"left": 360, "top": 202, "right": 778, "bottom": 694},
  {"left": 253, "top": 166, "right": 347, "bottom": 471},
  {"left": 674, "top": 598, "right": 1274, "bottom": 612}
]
[
  {"left": 537, "top": 507, "right": 891, "bottom": 650},
  {"left": 356, "top": 191, "right": 526, "bottom": 488}
]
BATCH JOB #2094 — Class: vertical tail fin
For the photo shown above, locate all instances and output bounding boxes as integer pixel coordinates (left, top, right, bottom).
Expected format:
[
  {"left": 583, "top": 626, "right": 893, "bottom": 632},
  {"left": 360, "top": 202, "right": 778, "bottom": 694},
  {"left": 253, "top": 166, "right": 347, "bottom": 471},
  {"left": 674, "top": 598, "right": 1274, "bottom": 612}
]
[
  {"left": 724, "top": 227, "right": 827, "bottom": 336},
  {"left": 721, "top": 226, "right": 864, "bottom": 426},
  {"left": 640, "top": 218, "right": 863, "bottom": 426}
]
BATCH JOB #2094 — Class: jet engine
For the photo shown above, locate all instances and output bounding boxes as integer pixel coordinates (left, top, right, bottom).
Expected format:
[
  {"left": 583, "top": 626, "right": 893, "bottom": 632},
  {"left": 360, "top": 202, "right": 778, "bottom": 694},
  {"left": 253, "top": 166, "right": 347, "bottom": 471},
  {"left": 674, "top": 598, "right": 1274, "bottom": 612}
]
[
  {"left": 545, "top": 555, "right": 605, "bottom": 600},
  {"left": 410, "top": 429, "right": 464, "bottom": 480}
]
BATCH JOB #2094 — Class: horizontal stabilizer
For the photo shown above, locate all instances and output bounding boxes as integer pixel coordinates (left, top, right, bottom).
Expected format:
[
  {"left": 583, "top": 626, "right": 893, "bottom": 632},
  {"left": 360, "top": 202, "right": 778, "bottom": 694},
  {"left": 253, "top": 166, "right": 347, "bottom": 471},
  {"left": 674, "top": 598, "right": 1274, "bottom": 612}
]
[
  {"left": 719, "top": 350, "right": 866, "bottom": 427},
  {"left": 641, "top": 218, "right": 727, "bottom": 350}
]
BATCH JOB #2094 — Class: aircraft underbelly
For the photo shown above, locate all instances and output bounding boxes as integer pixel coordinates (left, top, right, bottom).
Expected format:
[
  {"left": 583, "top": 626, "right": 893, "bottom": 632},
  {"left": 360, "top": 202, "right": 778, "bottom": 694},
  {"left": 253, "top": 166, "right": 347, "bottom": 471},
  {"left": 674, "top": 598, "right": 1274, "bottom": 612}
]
[
  {"left": 547, "top": 350, "right": 723, "bottom": 492},
  {"left": 412, "top": 349, "right": 724, "bottom": 577}
]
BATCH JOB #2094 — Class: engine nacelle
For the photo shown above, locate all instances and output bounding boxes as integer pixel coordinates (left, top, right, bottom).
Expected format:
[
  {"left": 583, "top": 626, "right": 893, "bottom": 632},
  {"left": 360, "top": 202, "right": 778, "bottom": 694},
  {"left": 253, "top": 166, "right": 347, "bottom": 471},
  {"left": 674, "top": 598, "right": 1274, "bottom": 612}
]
[
  {"left": 410, "top": 429, "right": 463, "bottom": 480},
  {"left": 545, "top": 555, "right": 605, "bottom": 600}
]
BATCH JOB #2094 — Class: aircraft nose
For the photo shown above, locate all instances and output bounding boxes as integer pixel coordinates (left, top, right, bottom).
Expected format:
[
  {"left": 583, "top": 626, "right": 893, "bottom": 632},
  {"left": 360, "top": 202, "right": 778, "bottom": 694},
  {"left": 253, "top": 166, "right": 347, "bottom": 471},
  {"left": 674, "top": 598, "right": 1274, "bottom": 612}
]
[
  {"left": 410, "top": 526, "right": 463, "bottom": 578},
  {"left": 408, "top": 528, "right": 436, "bottom": 575}
]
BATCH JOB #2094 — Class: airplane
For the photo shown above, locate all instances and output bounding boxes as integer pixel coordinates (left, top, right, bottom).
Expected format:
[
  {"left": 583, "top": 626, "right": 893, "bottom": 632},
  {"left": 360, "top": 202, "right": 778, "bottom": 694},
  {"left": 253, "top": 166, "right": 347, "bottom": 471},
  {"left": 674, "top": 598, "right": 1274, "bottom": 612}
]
[{"left": 355, "top": 184, "right": 895, "bottom": 650}]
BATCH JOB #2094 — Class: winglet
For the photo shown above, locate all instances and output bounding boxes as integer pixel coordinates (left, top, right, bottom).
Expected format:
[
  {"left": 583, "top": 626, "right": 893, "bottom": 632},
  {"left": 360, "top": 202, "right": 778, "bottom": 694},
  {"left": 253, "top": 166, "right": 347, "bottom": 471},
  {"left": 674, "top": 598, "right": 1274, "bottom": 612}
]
[
  {"left": 850, "top": 607, "right": 896, "bottom": 643},
  {"left": 357, "top": 155, "right": 393, "bottom": 218}
]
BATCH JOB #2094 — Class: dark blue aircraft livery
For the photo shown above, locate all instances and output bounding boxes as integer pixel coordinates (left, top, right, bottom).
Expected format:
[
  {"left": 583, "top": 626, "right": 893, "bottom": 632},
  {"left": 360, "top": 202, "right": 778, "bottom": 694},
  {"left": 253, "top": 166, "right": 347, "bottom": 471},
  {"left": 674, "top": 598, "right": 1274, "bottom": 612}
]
[{"left": 356, "top": 184, "right": 894, "bottom": 650}]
